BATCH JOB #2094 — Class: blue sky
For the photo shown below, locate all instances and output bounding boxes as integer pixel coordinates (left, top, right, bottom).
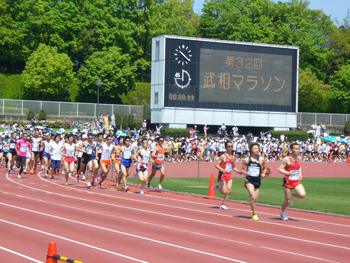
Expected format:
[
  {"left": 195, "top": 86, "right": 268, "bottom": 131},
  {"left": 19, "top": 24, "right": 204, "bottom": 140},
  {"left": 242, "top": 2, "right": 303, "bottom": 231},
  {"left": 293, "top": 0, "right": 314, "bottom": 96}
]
[{"left": 193, "top": 0, "right": 349, "bottom": 24}]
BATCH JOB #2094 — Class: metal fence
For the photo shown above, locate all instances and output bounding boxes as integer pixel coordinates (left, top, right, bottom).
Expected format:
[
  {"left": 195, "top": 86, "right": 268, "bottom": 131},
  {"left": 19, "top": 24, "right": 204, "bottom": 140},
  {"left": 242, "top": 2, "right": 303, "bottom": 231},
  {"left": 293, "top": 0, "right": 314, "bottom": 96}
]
[
  {"left": 0, "top": 99, "right": 145, "bottom": 121},
  {"left": 297, "top": 112, "right": 350, "bottom": 126}
]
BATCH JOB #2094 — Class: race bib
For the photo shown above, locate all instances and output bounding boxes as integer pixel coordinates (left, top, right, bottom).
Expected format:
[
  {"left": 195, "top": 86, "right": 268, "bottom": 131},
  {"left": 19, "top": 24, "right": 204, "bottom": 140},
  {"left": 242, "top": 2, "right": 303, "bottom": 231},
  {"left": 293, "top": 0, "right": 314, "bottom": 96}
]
[
  {"left": 289, "top": 170, "right": 300, "bottom": 180},
  {"left": 54, "top": 152, "right": 61, "bottom": 158},
  {"left": 102, "top": 150, "right": 111, "bottom": 159},
  {"left": 66, "top": 150, "right": 74, "bottom": 157},
  {"left": 248, "top": 166, "right": 260, "bottom": 177},
  {"left": 32, "top": 142, "right": 39, "bottom": 151},
  {"left": 226, "top": 163, "right": 233, "bottom": 173},
  {"left": 20, "top": 146, "right": 27, "bottom": 153},
  {"left": 157, "top": 154, "right": 164, "bottom": 161},
  {"left": 124, "top": 150, "right": 131, "bottom": 159},
  {"left": 86, "top": 146, "right": 93, "bottom": 155},
  {"left": 45, "top": 145, "right": 50, "bottom": 153},
  {"left": 10, "top": 143, "right": 15, "bottom": 149},
  {"left": 144, "top": 155, "right": 150, "bottom": 164}
]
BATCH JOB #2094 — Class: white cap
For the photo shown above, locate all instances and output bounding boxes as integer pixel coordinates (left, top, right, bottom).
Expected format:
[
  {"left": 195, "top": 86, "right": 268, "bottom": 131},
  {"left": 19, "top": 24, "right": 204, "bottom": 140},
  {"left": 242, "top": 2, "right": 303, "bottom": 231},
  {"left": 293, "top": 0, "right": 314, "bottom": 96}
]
[{"left": 82, "top": 134, "right": 88, "bottom": 139}]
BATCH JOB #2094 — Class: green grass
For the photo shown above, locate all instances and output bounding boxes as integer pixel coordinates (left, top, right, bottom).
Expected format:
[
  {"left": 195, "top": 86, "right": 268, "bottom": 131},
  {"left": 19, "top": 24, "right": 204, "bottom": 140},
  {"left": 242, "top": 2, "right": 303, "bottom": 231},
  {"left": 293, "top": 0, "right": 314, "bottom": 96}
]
[{"left": 127, "top": 177, "right": 350, "bottom": 216}]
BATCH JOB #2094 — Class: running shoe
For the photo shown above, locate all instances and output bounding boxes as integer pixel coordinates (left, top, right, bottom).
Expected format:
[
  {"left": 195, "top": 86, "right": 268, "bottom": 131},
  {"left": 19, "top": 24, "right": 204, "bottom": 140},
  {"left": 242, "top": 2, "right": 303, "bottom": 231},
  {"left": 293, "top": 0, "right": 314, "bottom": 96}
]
[
  {"left": 44, "top": 174, "right": 48, "bottom": 178},
  {"left": 82, "top": 174, "right": 86, "bottom": 181},
  {"left": 68, "top": 173, "right": 72, "bottom": 178},
  {"left": 158, "top": 184, "right": 163, "bottom": 190},
  {"left": 30, "top": 169, "right": 34, "bottom": 175},
  {"left": 252, "top": 214, "right": 259, "bottom": 221},
  {"left": 125, "top": 187, "right": 129, "bottom": 192},
  {"left": 147, "top": 183, "right": 150, "bottom": 190},
  {"left": 91, "top": 179, "right": 95, "bottom": 186},
  {"left": 11, "top": 168, "right": 14, "bottom": 172},
  {"left": 23, "top": 169, "right": 27, "bottom": 174},
  {"left": 212, "top": 183, "right": 219, "bottom": 192},
  {"left": 98, "top": 183, "right": 102, "bottom": 189},
  {"left": 17, "top": 174, "right": 21, "bottom": 179},
  {"left": 220, "top": 204, "right": 228, "bottom": 210},
  {"left": 280, "top": 212, "right": 289, "bottom": 220},
  {"left": 87, "top": 182, "right": 91, "bottom": 188},
  {"left": 289, "top": 193, "right": 294, "bottom": 206},
  {"left": 8, "top": 169, "right": 11, "bottom": 174},
  {"left": 76, "top": 174, "right": 79, "bottom": 183},
  {"left": 51, "top": 175, "right": 54, "bottom": 179},
  {"left": 139, "top": 189, "right": 144, "bottom": 194},
  {"left": 65, "top": 181, "right": 69, "bottom": 186},
  {"left": 117, "top": 184, "right": 122, "bottom": 189}
]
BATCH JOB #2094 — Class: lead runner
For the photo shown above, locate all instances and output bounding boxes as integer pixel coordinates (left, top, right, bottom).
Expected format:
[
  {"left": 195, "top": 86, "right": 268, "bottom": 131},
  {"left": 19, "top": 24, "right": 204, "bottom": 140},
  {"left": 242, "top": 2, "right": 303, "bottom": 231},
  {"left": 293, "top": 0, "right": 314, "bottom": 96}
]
[
  {"left": 213, "top": 141, "right": 241, "bottom": 210},
  {"left": 278, "top": 143, "right": 306, "bottom": 220}
]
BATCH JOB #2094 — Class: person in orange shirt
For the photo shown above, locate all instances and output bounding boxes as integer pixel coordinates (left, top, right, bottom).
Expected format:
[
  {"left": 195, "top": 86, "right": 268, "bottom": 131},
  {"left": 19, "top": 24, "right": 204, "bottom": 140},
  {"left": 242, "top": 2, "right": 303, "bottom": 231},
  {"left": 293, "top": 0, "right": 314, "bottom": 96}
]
[
  {"left": 115, "top": 136, "right": 124, "bottom": 189},
  {"left": 147, "top": 136, "right": 165, "bottom": 190}
]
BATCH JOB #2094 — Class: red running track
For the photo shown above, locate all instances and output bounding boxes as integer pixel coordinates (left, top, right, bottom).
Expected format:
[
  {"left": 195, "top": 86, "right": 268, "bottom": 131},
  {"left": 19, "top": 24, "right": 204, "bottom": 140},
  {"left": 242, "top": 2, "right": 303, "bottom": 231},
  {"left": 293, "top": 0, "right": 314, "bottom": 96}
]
[{"left": 0, "top": 165, "right": 349, "bottom": 262}]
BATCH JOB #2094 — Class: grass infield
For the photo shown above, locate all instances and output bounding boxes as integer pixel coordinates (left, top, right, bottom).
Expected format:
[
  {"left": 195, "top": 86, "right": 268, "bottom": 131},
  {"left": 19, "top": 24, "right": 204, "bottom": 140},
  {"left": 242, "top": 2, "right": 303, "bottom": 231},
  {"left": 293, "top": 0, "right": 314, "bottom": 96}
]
[{"left": 128, "top": 177, "right": 350, "bottom": 216}]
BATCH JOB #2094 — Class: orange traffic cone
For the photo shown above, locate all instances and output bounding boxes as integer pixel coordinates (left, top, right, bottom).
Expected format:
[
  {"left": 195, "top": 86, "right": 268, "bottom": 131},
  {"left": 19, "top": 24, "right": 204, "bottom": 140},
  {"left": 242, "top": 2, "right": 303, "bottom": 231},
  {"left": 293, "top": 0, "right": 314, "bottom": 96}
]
[
  {"left": 328, "top": 155, "right": 332, "bottom": 163},
  {"left": 207, "top": 173, "right": 217, "bottom": 198},
  {"left": 347, "top": 155, "right": 350, "bottom": 163},
  {"left": 46, "top": 241, "right": 57, "bottom": 263}
]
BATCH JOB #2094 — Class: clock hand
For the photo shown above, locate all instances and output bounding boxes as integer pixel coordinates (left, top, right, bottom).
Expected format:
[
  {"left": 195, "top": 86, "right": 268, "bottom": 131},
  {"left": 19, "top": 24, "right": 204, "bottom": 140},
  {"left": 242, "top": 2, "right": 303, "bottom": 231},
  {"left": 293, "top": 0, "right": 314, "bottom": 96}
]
[{"left": 179, "top": 51, "right": 191, "bottom": 61}]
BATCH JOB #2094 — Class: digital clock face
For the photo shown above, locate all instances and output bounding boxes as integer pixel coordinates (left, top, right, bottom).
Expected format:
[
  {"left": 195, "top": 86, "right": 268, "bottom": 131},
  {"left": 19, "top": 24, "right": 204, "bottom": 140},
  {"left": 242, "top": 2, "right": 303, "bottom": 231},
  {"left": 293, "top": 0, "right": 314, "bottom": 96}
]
[{"left": 174, "top": 45, "right": 192, "bottom": 65}]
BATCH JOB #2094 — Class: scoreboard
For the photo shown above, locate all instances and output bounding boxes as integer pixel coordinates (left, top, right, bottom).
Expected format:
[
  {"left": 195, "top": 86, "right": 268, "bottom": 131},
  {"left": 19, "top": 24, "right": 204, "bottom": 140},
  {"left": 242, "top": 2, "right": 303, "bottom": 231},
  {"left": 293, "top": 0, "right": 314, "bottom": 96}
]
[{"left": 151, "top": 35, "right": 299, "bottom": 128}]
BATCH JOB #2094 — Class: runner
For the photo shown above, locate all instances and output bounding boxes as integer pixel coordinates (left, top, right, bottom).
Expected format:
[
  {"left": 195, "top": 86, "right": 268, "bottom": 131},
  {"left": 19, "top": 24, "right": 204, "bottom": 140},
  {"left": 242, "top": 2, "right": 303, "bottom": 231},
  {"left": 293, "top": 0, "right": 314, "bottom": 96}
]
[
  {"left": 96, "top": 134, "right": 115, "bottom": 189},
  {"left": 147, "top": 136, "right": 166, "bottom": 190},
  {"left": 77, "top": 134, "right": 96, "bottom": 187},
  {"left": 119, "top": 136, "right": 134, "bottom": 192},
  {"left": 42, "top": 134, "right": 52, "bottom": 178},
  {"left": 213, "top": 141, "right": 241, "bottom": 210},
  {"left": 134, "top": 138, "right": 151, "bottom": 194},
  {"left": 49, "top": 134, "right": 64, "bottom": 179},
  {"left": 60, "top": 134, "right": 76, "bottom": 185},
  {"left": 241, "top": 142, "right": 267, "bottom": 221},
  {"left": 278, "top": 143, "right": 306, "bottom": 220},
  {"left": 30, "top": 130, "right": 42, "bottom": 174},
  {"left": 15, "top": 133, "right": 31, "bottom": 179},
  {"left": 7, "top": 132, "right": 17, "bottom": 174},
  {"left": 115, "top": 136, "right": 124, "bottom": 189}
]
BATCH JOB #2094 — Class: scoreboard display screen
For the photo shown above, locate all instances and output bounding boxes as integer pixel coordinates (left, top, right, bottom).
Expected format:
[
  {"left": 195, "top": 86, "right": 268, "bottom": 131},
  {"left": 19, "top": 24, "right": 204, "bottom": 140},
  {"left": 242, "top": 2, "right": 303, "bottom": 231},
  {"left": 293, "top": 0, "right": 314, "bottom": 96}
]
[{"left": 163, "top": 37, "right": 298, "bottom": 112}]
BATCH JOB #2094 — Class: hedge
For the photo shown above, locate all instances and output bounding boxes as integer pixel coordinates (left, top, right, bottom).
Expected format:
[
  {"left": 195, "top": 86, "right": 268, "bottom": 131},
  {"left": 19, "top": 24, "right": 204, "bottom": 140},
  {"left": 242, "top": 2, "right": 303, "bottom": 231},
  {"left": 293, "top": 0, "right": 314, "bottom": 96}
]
[
  {"left": 0, "top": 120, "right": 72, "bottom": 129},
  {"left": 345, "top": 121, "right": 350, "bottom": 136},
  {"left": 267, "top": 130, "right": 309, "bottom": 141},
  {"left": 161, "top": 128, "right": 191, "bottom": 138}
]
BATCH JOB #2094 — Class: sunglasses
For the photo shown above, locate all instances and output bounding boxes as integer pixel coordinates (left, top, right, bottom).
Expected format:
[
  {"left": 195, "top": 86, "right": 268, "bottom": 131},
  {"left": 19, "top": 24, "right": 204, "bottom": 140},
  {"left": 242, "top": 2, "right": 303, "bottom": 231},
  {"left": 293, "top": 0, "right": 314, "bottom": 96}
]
[{"left": 125, "top": 140, "right": 130, "bottom": 142}]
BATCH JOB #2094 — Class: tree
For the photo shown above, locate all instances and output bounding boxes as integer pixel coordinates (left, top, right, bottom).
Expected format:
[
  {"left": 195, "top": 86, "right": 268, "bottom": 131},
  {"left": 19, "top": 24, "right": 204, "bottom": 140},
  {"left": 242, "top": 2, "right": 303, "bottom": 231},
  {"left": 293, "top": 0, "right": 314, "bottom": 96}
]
[
  {"left": 77, "top": 46, "right": 137, "bottom": 103},
  {"left": 329, "top": 65, "right": 350, "bottom": 113},
  {"left": 119, "top": 82, "right": 151, "bottom": 105},
  {"left": 22, "top": 44, "right": 79, "bottom": 101},
  {"left": 298, "top": 68, "right": 330, "bottom": 112}
]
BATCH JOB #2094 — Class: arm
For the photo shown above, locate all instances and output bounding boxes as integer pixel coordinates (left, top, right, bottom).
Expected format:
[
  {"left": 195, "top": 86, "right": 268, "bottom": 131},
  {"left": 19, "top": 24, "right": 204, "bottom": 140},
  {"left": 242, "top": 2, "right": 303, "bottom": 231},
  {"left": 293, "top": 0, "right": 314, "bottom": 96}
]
[
  {"left": 260, "top": 157, "right": 267, "bottom": 178},
  {"left": 215, "top": 155, "right": 226, "bottom": 173},
  {"left": 232, "top": 159, "right": 241, "bottom": 174},
  {"left": 60, "top": 145, "right": 66, "bottom": 156},
  {"left": 278, "top": 157, "right": 293, "bottom": 176},
  {"left": 133, "top": 150, "right": 141, "bottom": 163},
  {"left": 95, "top": 145, "right": 102, "bottom": 159},
  {"left": 241, "top": 158, "right": 249, "bottom": 176}
]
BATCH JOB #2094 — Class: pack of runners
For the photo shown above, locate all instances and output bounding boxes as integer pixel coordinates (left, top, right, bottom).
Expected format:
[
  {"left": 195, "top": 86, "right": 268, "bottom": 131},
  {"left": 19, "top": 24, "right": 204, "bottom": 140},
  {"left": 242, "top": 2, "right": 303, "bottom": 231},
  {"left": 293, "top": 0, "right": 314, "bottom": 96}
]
[{"left": 1, "top": 129, "right": 346, "bottom": 221}]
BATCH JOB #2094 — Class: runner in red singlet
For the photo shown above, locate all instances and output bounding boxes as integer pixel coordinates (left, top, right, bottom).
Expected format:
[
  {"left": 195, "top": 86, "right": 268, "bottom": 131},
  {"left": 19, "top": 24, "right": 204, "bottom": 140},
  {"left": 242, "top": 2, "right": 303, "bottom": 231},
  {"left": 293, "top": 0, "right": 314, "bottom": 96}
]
[
  {"left": 278, "top": 143, "right": 306, "bottom": 220},
  {"left": 213, "top": 141, "right": 241, "bottom": 210}
]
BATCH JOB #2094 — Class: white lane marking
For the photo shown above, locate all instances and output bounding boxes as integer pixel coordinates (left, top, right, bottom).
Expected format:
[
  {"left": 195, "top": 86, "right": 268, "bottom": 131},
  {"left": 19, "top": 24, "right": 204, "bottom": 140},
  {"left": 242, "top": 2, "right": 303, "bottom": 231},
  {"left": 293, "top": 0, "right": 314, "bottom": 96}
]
[
  {"left": 0, "top": 219, "right": 147, "bottom": 263},
  {"left": 35, "top": 172, "right": 350, "bottom": 237},
  {"left": 0, "top": 245, "right": 42, "bottom": 262},
  {"left": 1, "top": 190, "right": 336, "bottom": 263},
  {"left": 0, "top": 205, "right": 246, "bottom": 263},
  {"left": 5, "top": 174, "right": 350, "bottom": 252}
]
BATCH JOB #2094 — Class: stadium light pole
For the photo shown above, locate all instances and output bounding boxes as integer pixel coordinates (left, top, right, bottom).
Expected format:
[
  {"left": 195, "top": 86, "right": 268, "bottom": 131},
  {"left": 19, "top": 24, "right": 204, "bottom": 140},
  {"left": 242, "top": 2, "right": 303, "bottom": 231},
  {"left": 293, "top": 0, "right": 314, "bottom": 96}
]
[{"left": 96, "top": 80, "right": 102, "bottom": 118}]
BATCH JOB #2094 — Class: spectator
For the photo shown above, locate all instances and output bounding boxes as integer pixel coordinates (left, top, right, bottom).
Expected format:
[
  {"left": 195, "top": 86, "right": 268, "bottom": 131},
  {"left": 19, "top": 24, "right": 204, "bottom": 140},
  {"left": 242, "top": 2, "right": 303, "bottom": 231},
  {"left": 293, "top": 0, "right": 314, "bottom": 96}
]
[
  {"left": 189, "top": 127, "right": 195, "bottom": 138},
  {"left": 99, "top": 114, "right": 104, "bottom": 128},
  {"left": 297, "top": 123, "right": 302, "bottom": 130},
  {"left": 321, "top": 123, "right": 326, "bottom": 136},
  {"left": 217, "top": 127, "right": 222, "bottom": 139},
  {"left": 280, "top": 133, "right": 285, "bottom": 142},
  {"left": 316, "top": 123, "right": 321, "bottom": 137},
  {"left": 204, "top": 124, "right": 209, "bottom": 138},
  {"left": 142, "top": 120, "right": 147, "bottom": 130},
  {"left": 246, "top": 131, "right": 253, "bottom": 146},
  {"left": 31, "top": 116, "right": 36, "bottom": 128},
  {"left": 221, "top": 123, "right": 226, "bottom": 135},
  {"left": 194, "top": 125, "right": 198, "bottom": 138},
  {"left": 156, "top": 125, "right": 162, "bottom": 135},
  {"left": 126, "top": 127, "right": 131, "bottom": 137}
]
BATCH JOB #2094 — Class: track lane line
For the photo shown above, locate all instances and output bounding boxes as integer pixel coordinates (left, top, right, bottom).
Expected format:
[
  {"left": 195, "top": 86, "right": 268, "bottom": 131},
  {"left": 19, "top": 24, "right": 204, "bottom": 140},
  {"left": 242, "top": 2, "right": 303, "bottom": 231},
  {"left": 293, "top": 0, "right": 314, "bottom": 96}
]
[
  {"left": 0, "top": 189, "right": 337, "bottom": 263},
  {"left": 0, "top": 245, "right": 42, "bottom": 263},
  {"left": 0, "top": 204, "right": 246, "bottom": 263},
  {"left": 5, "top": 173, "right": 350, "bottom": 253}
]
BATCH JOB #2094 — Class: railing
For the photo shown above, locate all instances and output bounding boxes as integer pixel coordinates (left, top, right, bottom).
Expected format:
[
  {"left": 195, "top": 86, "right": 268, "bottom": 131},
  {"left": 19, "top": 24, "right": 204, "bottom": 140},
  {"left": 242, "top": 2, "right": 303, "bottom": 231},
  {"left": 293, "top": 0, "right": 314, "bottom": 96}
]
[
  {"left": 297, "top": 112, "right": 350, "bottom": 126},
  {"left": 0, "top": 99, "right": 145, "bottom": 121}
]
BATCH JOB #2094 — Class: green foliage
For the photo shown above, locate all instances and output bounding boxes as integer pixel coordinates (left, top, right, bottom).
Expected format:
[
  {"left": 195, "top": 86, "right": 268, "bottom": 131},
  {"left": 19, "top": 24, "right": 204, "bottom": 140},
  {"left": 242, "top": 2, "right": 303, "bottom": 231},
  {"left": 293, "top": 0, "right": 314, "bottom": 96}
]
[
  {"left": 0, "top": 74, "right": 25, "bottom": 99},
  {"left": 26, "top": 109, "right": 35, "bottom": 121},
  {"left": 161, "top": 128, "right": 191, "bottom": 138},
  {"left": 114, "top": 113, "right": 122, "bottom": 129},
  {"left": 38, "top": 109, "right": 47, "bottom": 120},
  {"left": 120, "top": 82, "right": 151, "bottom": 105},
  {"left": 128, "top": 114, "right": 135, "bottom": 129},
  {"left": 77, "top": 46, "right": 136, "bottom": 104},
  {"left": 298, "top": 68, "right": 331, "bottom": 112},
  {"left": 122, "top": 114, "right": 129, "bottom": 129},
  {"left": 134, "top": 122, "right": 142, "bottom": 130},
  {"left": 345, "top": 121, "right": 350, "bottom": 135},
  {"left": 267, "top": 130, "right": 309, "bottom": 141},
  {"left": 329, "top": 65, "right": 350, "bottom": 113},
  {"left": 22, "top": 44, "right": 78, "bottom": 101}
]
